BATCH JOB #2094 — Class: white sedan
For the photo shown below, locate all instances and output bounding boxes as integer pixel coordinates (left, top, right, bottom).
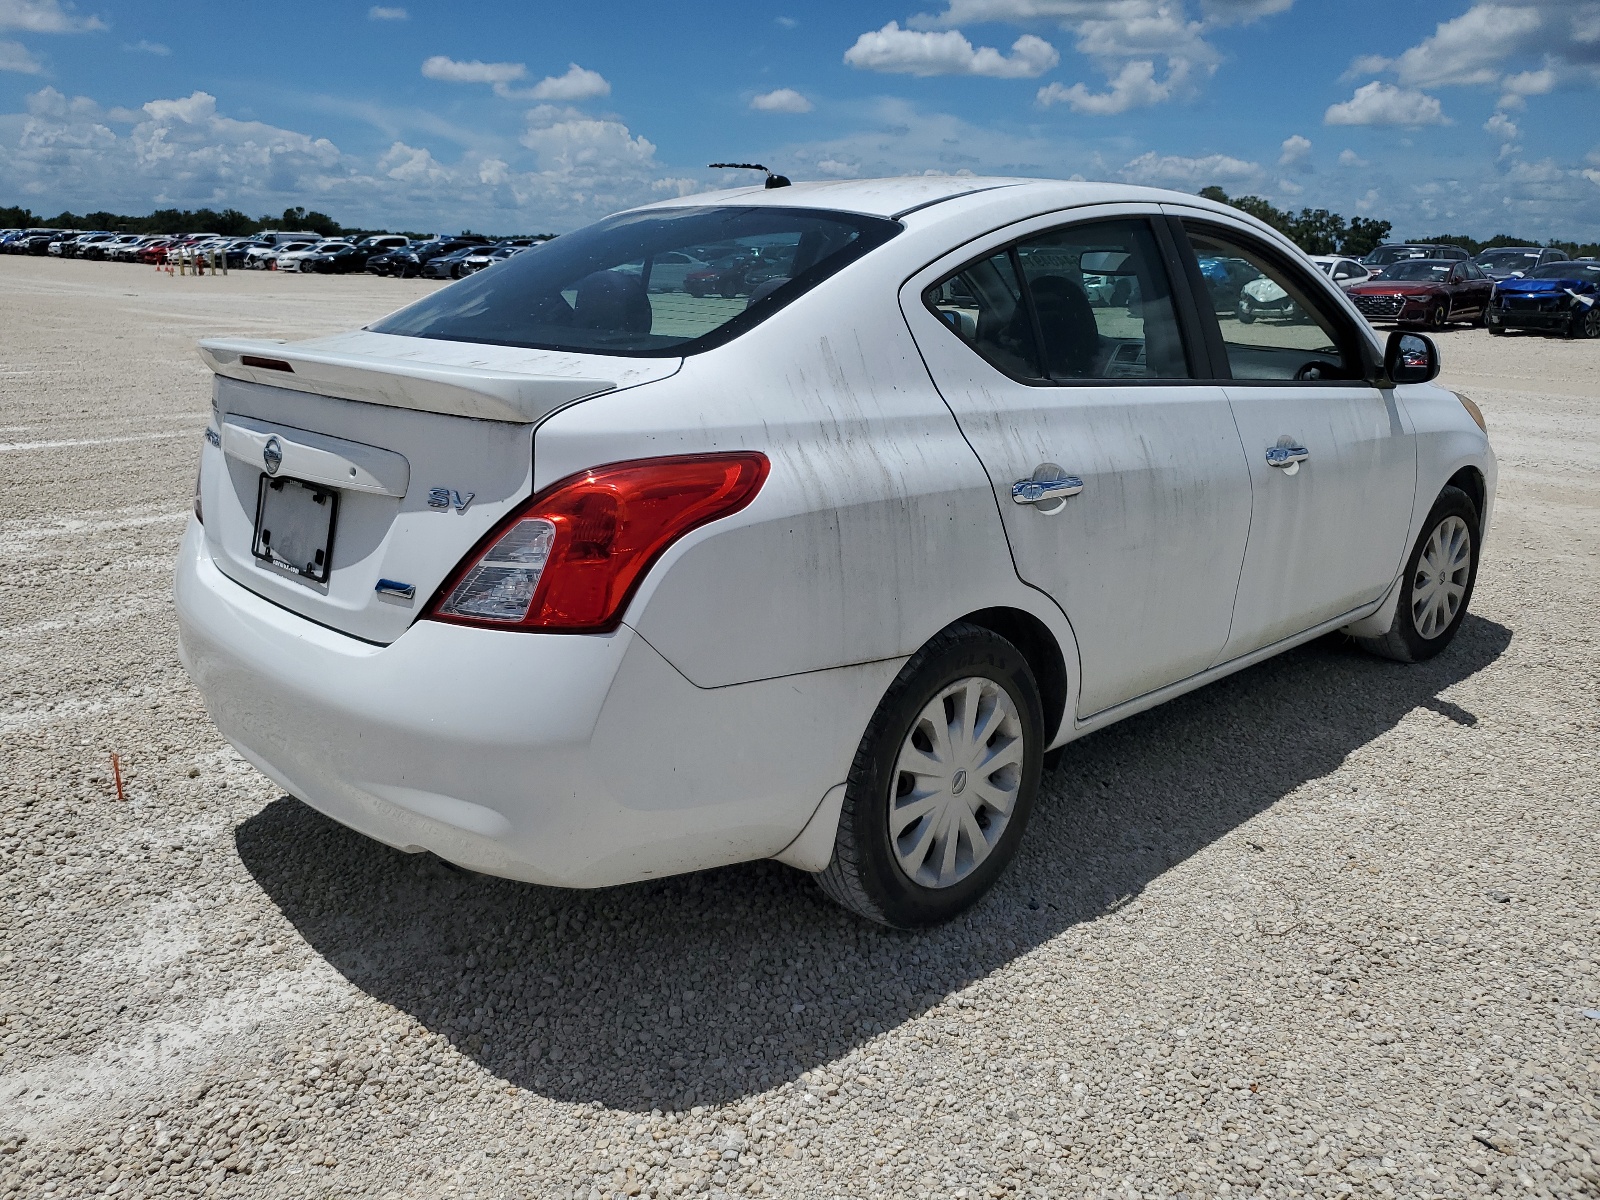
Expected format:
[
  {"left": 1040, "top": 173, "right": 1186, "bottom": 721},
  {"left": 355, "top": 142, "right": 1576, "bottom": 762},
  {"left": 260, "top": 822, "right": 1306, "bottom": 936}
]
[
  {"left": 1308, "top": 254, "right": 1374, "bottom": 288},
  {"left": 176, "top": 177, "right": 1494, "bottom": 927},
  {"left": 276, "top": 241, "right": 348, "bottom": 273}
]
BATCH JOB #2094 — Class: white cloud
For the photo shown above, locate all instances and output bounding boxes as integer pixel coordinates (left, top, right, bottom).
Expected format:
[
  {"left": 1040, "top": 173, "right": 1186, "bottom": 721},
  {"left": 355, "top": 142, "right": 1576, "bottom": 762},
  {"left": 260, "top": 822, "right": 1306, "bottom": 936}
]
[
  {"left": 0, "top": 36, "right": 42, "bottom": 72},
  {"left": 1324, "top": 81, "right": 1448, "bottom": 127},
  {"left": 420, "top": 56, "right": 526, "bottom": 85},
  {"left": 1484, "top": 111, "right": 1519, "bottom": 141},
  {"left": 525, "top": 63, "right": 610, "bottom": 101},
  {"left": 1118, "top": 149, "right": 1263, "bottom": 187},
  {"left": 1337, "top": 148, "right": 1367, "bottom": 167},
  {"left": 1497, "top": 65, "right": 1554, "bottom": 109},
  {"left": 122, "top": 39, "right": 169, "bottom": 55},
  {"left": 368, "top": 5, "right": 407, "bottom": 19},
  {"left": 1275, "top": 176, "right": 1303, "bottom": 195},
  {"left": 0, "top": 0, "right": 104, "bottom": 33},
  {"left": 1278, "top": 133, "right": 1311, "bottom": 167},
  {"left": 1389, "top": 4, "right": 1542, "bottom": 89},
  {"left": 844, "top": 21, "right": 1058, "bottom": 78},
  {"left": 1036, "top": 59, "right": 1181, "bottom": 113},
  {"left": 750, "top": 87, "right": 813, "bottom": 114},
  {"left": 0, "top": 84, "right": 701, "bottom": 233},
  {"left": 776, "top": 15, "right": 798, "bottom": 28},
  {"left": 1200, "top": 0, "right": 1293, "bottom": 20}
]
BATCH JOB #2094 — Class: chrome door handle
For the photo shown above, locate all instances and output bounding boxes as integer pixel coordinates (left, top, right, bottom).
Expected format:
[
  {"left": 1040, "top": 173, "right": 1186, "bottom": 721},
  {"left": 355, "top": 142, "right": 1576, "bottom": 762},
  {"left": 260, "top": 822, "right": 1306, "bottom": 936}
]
[
  {"left": 1011, "top": 474, "right": 1084, "bottom": 504},
  {"left": 1265, "top": 443, "right": 1310, "bottom": 468}
]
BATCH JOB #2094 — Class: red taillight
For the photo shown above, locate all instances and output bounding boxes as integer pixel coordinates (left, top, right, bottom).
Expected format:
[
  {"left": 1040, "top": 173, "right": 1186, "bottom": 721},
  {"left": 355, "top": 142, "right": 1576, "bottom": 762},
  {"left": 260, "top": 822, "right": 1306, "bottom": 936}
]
[{"left": 427, "top": 453, "right": 769, "bottom": 633}]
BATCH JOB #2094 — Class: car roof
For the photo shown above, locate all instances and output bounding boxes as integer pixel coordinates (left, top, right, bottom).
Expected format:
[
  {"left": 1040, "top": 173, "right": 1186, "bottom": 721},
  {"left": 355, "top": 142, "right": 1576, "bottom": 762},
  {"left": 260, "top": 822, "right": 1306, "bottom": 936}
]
[{"left": 633, "top": 176, "right": 1249, "bottom": 223}]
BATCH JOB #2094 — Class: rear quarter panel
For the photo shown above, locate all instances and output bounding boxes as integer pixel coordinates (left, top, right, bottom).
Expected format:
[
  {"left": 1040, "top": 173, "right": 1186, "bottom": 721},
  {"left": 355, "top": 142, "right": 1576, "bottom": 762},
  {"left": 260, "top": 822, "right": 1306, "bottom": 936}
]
[{"left": 531, "top": 259, "right": 1078, "bottom": 696}]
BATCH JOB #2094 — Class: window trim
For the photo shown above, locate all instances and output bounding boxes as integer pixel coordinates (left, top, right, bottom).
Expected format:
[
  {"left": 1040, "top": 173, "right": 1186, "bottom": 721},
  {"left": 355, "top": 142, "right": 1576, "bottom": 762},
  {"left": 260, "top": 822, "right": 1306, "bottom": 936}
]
[
  {"left": 919, "top": 213, "right": 1207, "bottom": 388},
  {"left": 1172, "top": 218, "right": 1382, "bottom": 387}
]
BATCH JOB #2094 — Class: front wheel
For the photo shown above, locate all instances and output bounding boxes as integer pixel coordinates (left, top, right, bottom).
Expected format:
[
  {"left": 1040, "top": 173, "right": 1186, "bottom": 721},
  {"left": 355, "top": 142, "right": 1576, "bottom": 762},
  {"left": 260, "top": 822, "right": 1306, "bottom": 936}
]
[
  {"left": 1236, "top": 297, "right": 1256, "bottom": 324},
  {"left": 1428, "top": 301, "right": 1449, "bottom": 330},
  {"left": 1355, "top": 485, "right": 1480, "bottom": 663},
  {"left": 813, "top": 623, "right": 1044, "bottom": 928},
  {"left": 1569, "top": 305, "right": 1600, "bottom": 340}
]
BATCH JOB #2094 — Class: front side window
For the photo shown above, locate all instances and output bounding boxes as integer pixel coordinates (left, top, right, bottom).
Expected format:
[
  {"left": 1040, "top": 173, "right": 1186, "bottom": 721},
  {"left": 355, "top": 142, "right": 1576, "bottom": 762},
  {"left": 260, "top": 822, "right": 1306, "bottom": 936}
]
[
  {"left": 1184, "top": 225, "right": 1362, "bottom": 382},
  {"left": 372, "top": 206, "right": 900, "bottom": 357},
  {"left": 924, "top": 217, "right": 1191, "bottom": 383}
]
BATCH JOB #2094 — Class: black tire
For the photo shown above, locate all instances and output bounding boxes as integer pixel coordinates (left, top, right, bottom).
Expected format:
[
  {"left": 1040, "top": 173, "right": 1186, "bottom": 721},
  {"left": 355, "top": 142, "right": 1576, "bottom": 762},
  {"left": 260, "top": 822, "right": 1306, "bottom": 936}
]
[
  {"left": 1488, "top": 323, "right": 1506, "bottom": 336},
  {"left": 1428, "top": 301, "right": 1449, "bottom": 330},
  {"left": 813, "top": 622, "right": 1044, "bottom": 928},
  {"left": 1236, "top": 297, "right": 1256, "bottom": 325},
  {"left": 1355, "top": 485, "right": 1480, "bottom": 663},
  {"left": 1570, "top": 305, "right": 1600, "bottom": 340}
]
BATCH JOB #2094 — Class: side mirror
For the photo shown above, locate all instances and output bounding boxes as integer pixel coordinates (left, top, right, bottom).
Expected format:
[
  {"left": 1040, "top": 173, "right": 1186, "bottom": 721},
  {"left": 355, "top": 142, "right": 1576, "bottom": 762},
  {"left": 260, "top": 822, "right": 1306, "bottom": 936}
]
[{"left": 1385, "top": 330, "right": 1439, "bottom": 385}]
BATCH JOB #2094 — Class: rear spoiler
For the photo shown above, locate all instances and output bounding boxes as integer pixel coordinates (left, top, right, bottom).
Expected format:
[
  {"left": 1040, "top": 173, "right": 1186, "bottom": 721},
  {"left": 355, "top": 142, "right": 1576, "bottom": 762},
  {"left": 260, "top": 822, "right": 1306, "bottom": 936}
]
[{"left": 198, "top": 337, "right": 618, "bottom": 424}]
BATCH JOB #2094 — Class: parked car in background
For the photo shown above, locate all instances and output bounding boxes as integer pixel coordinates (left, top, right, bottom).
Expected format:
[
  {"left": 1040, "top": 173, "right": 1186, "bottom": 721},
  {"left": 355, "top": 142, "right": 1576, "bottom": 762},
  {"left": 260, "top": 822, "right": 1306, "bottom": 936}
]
[
  {"left": 1235, "top": 274, "right": 1298, "bottom": 323},
  {"left": 457, "top": 244, "right": 524, "bottom": 275},
  {"left": 307, "top": 236, "right": 408, "bottom": 274},
  {"left": 420, "top": 245, "right": 480, "bottom": 280},
  {"left": 137, "top": 239, "right": 177, "bottom": 265},
  {"left": 1308, "top": 255, "right": 1373, "bottom": 289},
  {"left": 1363, "top": 243, "right": 1470, "bottom": 270},
  {"left": 17, "top": 229, "right": 68, "bottom": 255},
  {"left": 1473, "top": 246, "right": 1568, "bottom": 281},
  {"left": 277, "top": 241, "right": 349, "bottom": 273},
  {"left": 180, "top": 177, "right": 1493, "bottom": 929},
  {"left": 113, "top": 236, "right": 165, "bottom": 262},
  {"left": 385, "top": 236, "right": 490, "bottom": 278},
  {"left": 246, "top": 241, "right": 315, "bottom": 269},
  {"left": 1346, "top": 258, "right": 1494, "bottom": 327},
  {"left": 1194, "top": 254, "right": 1259, "bottom": 311},
  {"left": 82, "top": 234, "right": 138, "bottom": 260},
  {"left": 1486, "top": 259, "right": 1600, "bottom": 338}
]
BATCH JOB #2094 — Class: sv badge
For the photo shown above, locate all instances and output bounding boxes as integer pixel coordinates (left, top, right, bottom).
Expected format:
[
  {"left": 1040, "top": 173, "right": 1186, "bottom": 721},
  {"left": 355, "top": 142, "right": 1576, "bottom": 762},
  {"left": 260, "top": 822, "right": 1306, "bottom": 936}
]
[{"left": 427, "top": 487, "right": 475, "bottom": 513}]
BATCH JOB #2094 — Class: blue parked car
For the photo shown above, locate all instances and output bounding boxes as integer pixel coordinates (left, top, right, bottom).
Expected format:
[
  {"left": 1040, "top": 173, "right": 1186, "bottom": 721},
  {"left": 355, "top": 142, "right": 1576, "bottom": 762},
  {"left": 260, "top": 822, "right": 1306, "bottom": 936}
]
[{"left": 1486, "top": 260, "right": 1600, "bottom": 339}]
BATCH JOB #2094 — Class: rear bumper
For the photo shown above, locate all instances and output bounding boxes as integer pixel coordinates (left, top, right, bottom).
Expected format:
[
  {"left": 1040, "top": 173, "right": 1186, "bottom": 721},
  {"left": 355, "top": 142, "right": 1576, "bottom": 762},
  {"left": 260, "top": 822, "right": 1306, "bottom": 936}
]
[{"left": 174, "top": 520, "right": 891, "bottom": 887}]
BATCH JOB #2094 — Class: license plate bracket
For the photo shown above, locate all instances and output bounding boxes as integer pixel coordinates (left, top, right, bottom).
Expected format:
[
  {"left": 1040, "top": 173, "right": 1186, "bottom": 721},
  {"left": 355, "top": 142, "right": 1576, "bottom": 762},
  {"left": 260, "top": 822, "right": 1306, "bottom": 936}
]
[{"left": 252, "top": 475, "right": 339, "bottom": 582}]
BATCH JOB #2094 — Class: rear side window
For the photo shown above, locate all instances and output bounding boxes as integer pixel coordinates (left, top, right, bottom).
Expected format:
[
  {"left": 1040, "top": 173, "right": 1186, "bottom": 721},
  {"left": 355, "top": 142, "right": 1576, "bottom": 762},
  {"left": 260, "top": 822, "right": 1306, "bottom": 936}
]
[
  {"left": 372, "top": 206, "right": 900, "bottom": 357},
  {"left": 923, "top": 217, "right": 1192, "bottom": 383}
]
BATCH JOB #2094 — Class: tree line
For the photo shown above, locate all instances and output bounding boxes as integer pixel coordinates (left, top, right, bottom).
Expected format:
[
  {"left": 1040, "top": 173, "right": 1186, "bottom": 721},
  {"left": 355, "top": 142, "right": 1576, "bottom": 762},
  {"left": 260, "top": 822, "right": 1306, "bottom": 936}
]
[
  {"left": 0, "top": 203, "right": 551, "bottom": 243},
  {"left": 1198, "top": 186, "right": 1600, "bottom": 260}
]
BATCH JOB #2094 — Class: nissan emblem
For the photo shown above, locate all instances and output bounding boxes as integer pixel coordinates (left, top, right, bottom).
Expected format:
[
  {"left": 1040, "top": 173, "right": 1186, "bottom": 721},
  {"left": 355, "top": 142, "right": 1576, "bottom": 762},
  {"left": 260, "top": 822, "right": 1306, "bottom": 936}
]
[{"left": 262, "top": 436, "right": 283, "bottom": 475}]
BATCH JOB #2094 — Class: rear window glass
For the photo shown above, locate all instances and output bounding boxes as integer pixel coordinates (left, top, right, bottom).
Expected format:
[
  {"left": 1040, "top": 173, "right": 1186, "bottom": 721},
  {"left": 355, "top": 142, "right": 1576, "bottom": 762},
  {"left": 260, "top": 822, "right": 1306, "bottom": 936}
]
[
  {"left": 370, "top": 206, "right": 901, "bottom": 357},
  {"left": 1382, "top": 261, "right": 1453, "bottom": 281},
  {"left": 1530, "top": 262, "right": 1600, "bottom": 282}
]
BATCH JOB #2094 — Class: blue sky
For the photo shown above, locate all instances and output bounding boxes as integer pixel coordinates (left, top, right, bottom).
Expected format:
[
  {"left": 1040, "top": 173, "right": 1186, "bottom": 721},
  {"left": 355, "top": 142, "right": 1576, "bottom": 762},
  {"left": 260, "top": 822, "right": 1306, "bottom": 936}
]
[{"left": 2, "top": 0, "right": 1598, "bottom": 238}]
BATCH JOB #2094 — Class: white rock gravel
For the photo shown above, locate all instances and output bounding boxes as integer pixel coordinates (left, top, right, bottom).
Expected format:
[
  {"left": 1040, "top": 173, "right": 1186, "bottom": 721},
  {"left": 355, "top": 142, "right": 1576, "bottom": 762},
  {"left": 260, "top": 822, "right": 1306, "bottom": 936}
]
[{"left": 2, "top": 256, "right": 1597, "bottom": 1200}]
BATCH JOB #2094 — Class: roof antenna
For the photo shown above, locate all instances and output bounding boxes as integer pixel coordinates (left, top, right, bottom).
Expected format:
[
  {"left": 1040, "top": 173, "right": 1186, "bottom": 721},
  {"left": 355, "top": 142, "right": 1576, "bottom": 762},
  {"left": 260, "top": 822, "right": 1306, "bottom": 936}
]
[{"left": 710, "top": 162, "right": 791, "bottom": 189}]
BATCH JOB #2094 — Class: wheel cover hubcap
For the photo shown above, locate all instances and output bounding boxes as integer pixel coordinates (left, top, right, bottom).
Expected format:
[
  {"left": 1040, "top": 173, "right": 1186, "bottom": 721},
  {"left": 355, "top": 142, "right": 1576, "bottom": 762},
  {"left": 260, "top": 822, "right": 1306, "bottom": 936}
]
[
  {"left": 889, "top": 676, "right": 1024, "bottom": 889},
  {"left": 1410, "top": 515, "right": 1471, "bottom": 640}
]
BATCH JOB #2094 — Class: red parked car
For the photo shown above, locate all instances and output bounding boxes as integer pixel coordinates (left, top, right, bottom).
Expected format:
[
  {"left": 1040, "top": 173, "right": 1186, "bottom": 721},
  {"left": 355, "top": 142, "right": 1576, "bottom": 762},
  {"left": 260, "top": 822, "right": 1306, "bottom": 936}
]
[
  {"left": 1345, "top": 258, "right": 1495, "bottom": 328},
  {"left": 137, "top": 240, "right": 176, "bottom": 265}
]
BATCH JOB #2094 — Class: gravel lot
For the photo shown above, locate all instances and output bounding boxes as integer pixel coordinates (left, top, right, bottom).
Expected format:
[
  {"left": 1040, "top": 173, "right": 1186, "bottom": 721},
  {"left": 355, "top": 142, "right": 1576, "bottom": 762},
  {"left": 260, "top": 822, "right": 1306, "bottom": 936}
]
[{"left": 2, "top": 255, "right": 1597, "bottom": 1200}]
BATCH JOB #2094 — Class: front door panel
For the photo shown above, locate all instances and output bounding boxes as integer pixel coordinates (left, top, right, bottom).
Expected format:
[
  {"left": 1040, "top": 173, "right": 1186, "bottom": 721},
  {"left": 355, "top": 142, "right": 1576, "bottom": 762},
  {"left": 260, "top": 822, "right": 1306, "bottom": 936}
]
[{"left": 1222, "top": 385, "right": 1415, "bottom": 658}]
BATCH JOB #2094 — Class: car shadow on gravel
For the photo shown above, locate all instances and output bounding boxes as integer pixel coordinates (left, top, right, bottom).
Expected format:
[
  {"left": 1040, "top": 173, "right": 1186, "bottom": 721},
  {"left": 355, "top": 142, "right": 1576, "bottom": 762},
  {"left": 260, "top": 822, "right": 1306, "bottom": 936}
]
[{"left": 235, "top": 615, "right": 1510, "bottom": 1113}]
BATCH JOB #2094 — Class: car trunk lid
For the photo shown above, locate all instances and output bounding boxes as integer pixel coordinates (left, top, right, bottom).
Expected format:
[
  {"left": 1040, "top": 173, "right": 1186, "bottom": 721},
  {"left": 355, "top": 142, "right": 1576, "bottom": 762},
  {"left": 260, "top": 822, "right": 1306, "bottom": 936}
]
[{"left": 198, "top": 332, "right": 679, "bottom": 643}]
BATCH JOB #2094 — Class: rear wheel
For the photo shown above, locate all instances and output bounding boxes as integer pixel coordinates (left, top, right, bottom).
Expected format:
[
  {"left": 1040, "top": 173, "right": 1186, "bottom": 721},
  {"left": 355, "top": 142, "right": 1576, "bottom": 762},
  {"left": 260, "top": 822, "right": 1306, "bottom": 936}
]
[
  {"left": 814, "top": 623, "right": 1044, "bottom": 928},
  {"left": 1355, "top": 486, "right": 1479, "bottom": 663}
]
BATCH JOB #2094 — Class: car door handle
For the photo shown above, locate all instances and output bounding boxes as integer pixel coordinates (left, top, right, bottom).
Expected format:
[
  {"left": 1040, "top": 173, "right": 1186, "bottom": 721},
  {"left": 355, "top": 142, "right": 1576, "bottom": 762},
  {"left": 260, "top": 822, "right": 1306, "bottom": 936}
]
[
  {"left": 1011, "top": 475, "right": 1084, "bottom": 504},
  {"left": 1265, "top": 443, "right": 1310, "bottom": 468}
]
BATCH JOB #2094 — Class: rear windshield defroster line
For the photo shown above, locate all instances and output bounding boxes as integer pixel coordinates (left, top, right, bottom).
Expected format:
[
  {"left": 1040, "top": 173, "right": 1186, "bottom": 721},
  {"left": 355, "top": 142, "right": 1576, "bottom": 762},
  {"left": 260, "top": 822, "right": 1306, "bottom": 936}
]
[{"left": 368, "top": 206, "right": 903, "bottom": 359}]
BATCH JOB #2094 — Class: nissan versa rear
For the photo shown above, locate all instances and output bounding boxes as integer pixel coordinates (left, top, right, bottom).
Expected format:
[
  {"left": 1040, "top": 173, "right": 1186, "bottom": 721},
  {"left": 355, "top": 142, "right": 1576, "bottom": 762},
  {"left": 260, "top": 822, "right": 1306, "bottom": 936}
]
[{"left": 176, "top": 178, "right": 1495, "bottom": 927}]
